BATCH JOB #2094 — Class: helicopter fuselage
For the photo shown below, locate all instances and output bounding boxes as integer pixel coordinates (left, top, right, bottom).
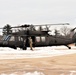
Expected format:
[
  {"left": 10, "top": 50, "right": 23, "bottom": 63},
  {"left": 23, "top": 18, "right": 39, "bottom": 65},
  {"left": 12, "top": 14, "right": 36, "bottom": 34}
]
[
  {"left": 0, "top": 24, "right": 76, "bottom": 50},
  {"left": 0, "top": 34, "right": 74, "bottom": 50}
]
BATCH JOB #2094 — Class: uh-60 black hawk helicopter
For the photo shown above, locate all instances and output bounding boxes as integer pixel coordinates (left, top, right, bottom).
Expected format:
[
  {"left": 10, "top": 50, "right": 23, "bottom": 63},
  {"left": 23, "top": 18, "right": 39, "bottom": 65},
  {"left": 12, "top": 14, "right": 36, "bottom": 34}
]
[{"left": 0, "top": 23, "right": 76, "bottom": 50}]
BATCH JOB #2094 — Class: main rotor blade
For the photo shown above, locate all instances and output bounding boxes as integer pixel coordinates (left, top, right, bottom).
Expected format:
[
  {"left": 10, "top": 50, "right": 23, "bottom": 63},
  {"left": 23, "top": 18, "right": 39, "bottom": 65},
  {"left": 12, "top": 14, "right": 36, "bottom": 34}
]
[
  {"left": 34, "top": 23, "right": 69, "bottom": 26},
  {"left": 11, "top": 23, "right": 69, "bottom": 28},
  {"left": 0, "top": 28, "right": 3, "bottom": 29},
  {"left": 0, "top": 23, "right": 69, "bottom": 29}
]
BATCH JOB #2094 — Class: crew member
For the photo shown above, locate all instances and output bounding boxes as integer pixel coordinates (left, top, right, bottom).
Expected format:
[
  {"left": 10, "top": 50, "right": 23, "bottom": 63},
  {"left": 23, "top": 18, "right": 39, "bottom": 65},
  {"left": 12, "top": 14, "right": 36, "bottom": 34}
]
[{"left": 29, "top": 37, "right": 33, "bottom": 50}]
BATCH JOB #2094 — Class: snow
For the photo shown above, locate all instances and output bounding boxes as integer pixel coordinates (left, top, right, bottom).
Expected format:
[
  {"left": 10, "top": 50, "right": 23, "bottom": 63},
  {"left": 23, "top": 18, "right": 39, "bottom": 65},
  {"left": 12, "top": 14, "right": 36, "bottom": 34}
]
[
  {"left": 1, "top": 71, "right": 45, "bottom": 75},
  {"left": 69, "top": 71, "right": 76, "bottom": 75},
  {"left": 0, "top": 46, "right": 76, "bottom": 59},
  {"left": 1, "top": 70, "right": 76, "bottom": 75},
  {"left": 0, "top": 46, "right": 76, "bottom": 75}
]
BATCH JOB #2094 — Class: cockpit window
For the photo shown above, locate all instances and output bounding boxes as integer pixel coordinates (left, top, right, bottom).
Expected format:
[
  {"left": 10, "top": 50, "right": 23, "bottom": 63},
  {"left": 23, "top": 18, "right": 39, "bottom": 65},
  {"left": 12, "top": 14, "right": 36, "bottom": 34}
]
[
  {"left": 9, "top": 36, "right": 14, "bottom": 41},
  {"left": 3, "top": 35, "right": 11, "bottom": 41}
]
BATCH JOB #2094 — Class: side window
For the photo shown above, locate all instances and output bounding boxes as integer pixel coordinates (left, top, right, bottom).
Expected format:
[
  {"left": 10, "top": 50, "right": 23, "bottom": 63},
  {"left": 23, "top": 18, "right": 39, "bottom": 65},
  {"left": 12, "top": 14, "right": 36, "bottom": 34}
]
[
  {"left": 18, "top": 36, "right": 21, "bottom": 41},
  {"left": 41, "top": 37, "right": 46, "bottom": 42},
  {"left": 10, "top": 36, "right": 14, "bottom": 41},
  {"left": 36, "top": 37, "right": 40, "bottom": 42},
  {"left": 21, "top": 37, "right": 23, "bottom": 41}
]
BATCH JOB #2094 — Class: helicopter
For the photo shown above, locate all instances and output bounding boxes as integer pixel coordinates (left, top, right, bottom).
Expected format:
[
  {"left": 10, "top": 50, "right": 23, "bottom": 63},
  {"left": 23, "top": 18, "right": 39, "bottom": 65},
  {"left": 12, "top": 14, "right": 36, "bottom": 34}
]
[{"left": 0, "top": 23, "right": 76, "bottom": 50}]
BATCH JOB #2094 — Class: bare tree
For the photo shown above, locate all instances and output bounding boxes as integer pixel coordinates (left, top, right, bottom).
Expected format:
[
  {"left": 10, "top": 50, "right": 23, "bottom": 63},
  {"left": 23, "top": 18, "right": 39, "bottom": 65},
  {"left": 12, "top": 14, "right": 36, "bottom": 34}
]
[
  {"left": 54, "top": 29, "right": 61, "bottom": 36},
  {"left": 60, "top": 26, "right": 71, "bottom": 36}
]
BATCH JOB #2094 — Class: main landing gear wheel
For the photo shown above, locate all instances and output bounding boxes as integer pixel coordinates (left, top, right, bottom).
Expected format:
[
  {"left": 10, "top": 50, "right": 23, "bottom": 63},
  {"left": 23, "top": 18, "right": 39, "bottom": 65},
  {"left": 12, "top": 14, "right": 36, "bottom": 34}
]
[{"left": 23, "top": 46, "right": 27, "bottom": 50}]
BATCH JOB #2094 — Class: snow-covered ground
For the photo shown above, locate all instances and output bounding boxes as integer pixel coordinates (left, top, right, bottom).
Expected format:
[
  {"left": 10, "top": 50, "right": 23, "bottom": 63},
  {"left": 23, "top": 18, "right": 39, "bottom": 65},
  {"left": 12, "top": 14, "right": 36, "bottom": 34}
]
[
  {"left": 0, "top": 46, "right": 76, "bottom": 59},
  {"left": 0, "top": 46, "right": 76, "bottom": 75},
  {"left": 1, "top": 70, "right": 76, "bottom": 75},
  {"left": 1, "top": 71, "right": 45, "bottom": 75}
]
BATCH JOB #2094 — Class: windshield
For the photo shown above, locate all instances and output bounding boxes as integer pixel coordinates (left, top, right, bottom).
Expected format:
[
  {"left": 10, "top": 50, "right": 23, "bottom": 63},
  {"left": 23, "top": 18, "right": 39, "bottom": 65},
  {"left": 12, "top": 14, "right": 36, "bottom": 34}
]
[{"left": 3, "top": 35, "right": 11, "bottom": 41}]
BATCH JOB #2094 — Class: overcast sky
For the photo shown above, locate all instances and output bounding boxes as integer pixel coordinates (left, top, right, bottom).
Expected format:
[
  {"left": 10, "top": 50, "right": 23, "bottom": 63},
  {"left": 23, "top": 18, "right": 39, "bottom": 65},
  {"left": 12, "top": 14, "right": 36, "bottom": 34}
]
[{"left": 0, "top": 0, "right": 76, "bottom": 27}]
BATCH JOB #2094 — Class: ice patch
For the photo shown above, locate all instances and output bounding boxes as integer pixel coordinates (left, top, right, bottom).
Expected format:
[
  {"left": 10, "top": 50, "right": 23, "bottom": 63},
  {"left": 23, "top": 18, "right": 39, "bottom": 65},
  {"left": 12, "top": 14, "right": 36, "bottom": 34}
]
[
  {"left": 23, "top": 71, "right": 44, "bottom": 75},
  {"left": 69, "top": 70, "right": 76, "bottom": 75}
]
